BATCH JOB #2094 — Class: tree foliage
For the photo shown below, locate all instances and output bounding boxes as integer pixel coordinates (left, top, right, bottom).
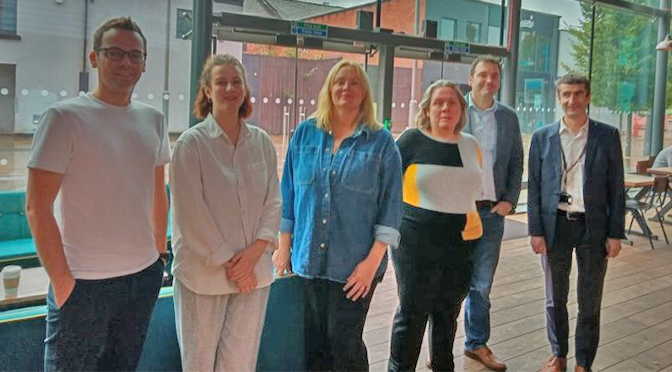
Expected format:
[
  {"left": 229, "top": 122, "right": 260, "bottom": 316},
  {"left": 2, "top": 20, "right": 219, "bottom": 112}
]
[{"left": 563, "top": 2, "right": 660, "bottom": 112}]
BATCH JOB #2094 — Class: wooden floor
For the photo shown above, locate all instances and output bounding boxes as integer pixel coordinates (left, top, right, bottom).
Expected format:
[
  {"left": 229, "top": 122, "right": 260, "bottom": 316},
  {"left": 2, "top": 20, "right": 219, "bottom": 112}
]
[{"left": 363, "top": 214, "right": 672, "bottom": 372}]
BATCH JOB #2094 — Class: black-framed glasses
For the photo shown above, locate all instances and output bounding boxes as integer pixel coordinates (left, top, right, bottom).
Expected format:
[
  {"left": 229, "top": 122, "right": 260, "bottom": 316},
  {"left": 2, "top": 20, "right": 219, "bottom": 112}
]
[{"left": 96, "top": 47, "right": 146, "bottom": 63}]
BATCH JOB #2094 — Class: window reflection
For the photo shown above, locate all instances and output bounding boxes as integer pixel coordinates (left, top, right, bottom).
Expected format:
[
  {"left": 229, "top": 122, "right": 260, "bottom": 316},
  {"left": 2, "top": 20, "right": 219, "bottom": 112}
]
[{"left": 466, "top": 21, "right": 481, "bottom": 43}]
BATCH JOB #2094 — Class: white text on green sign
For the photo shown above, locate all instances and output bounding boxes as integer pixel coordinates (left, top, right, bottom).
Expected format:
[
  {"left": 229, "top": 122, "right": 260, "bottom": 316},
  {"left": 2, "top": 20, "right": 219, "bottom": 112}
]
[
  {"left": 445, "top": 41, "right": 470, "bottom": 55},
  {"left": 291, "top": 22, "right": 328, "bottom": 38}
]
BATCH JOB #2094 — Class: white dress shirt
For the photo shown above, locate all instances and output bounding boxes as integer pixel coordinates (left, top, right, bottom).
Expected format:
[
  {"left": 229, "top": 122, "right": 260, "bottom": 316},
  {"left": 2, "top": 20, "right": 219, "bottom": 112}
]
[
  {"left": 468, "top": 94, "right": 498, "bottom": 202},
  {"left": 170, "top": 114, "right": 281, "bottom": 295},
  {"left": 558, "top": 118, "right": 589, "bottom": 213}
]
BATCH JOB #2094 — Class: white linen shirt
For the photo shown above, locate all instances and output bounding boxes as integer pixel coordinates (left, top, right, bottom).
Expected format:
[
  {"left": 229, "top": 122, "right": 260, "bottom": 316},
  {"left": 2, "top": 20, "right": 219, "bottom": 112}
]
[
  {"left": 170, "top": 114, "right": 281, "bottom": 295},
  {"left": 468, "top": 94, "right": 498, "bottom": 202},
  {"left": 558, "top": 118, "right": 589, "bottom": 213}
]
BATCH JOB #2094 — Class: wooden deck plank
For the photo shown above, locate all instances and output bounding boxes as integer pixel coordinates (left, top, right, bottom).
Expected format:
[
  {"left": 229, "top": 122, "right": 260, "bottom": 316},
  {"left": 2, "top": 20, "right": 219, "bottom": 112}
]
[
  {"left": 620, "top": 339, "right": 672, "bottom": 371},
  {"left": 659, "top": 364, "right": 672, "bottom": 372},
  {"left": 590, "top": 318, "right": 672, "bottom": 371},
  {"left": 363, "top": 212, "right": 672, "bottom": 371}
]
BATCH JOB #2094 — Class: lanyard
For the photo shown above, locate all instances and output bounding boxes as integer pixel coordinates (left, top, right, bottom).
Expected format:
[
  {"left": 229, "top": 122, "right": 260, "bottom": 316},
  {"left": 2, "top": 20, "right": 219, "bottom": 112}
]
[{"left": 560, "top": 141, "right": 587, "bottom": 190}]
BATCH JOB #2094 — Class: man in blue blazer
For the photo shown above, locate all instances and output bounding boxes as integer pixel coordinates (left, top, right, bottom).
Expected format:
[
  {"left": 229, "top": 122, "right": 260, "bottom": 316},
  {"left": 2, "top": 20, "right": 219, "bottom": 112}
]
[
  {"left": 528, "top": 74, "right": 625, "bottom": 372},
  {"left": 461, "top": 55, "right": 524, "bottom": 372}
]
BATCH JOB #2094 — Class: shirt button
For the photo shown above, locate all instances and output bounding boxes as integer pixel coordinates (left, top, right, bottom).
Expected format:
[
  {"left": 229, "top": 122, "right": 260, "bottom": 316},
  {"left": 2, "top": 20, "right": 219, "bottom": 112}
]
[
  {"left": 322, "top": 219, "right": 327, "bottom": 224},
  {"left": 320, "top": 243, "right": 326, "bottom": 248},
  {"left": 324, "top": 193, "right": 329, "bottom": 198}
]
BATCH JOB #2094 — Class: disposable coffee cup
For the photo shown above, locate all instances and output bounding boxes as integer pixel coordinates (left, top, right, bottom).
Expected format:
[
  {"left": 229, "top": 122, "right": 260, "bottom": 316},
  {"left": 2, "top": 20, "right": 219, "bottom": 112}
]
[{"left": 2, "top": 265, "right": 21, "bottom": 297}]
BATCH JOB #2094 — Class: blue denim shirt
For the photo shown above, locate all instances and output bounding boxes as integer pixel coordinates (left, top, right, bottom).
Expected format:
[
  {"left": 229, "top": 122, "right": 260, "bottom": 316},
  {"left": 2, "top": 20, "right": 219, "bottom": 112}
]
[{"left": 280, "top": 118, "right": 403, "bottom": 283}]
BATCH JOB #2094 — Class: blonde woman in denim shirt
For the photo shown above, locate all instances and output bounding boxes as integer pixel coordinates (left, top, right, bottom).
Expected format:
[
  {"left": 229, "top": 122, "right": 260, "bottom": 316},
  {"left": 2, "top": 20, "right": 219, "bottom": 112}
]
[{"left": 273, "top": 60, "right": 403, "bottom": 371}]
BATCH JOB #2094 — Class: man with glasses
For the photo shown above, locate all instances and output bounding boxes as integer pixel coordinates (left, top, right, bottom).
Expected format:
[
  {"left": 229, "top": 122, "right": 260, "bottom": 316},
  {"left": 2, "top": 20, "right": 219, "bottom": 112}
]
[{"left": 26, "top": 17, "right": 170, "bottom": 371}]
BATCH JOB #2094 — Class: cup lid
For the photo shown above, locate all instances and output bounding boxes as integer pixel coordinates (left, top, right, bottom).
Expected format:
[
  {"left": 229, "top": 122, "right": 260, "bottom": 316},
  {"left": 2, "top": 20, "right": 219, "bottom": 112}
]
[{"left": 2, "top": 265, "right": 21, "bottom": 275}]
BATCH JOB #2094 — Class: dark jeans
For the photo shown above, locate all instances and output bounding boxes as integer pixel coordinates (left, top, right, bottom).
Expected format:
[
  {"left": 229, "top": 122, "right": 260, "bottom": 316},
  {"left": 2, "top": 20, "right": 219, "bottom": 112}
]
[
  {"left": 389, "top": 220, "right": 474, "bottom": 372},
  {"left": 44, "top": 259, "right": 164, "bottom": 372},
  {"left": 302, "top": 277, "right": 377, "bottom": 372},
  {"left": 543, "top": 212, "right": 608, "bottom": 369}
]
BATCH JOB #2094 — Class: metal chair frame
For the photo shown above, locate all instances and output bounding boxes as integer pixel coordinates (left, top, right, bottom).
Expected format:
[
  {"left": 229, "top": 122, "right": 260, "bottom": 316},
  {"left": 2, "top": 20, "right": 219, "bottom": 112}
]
[{"left": 626, "top": 175, "right": 670, "bottom": 249}]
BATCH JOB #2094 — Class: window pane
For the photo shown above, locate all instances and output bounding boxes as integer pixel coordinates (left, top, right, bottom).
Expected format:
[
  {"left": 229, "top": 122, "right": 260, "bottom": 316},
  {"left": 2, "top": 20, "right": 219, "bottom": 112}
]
[
  {"left": 517, "top": 0, "right": 580, "bottom": 138},
  {"left": 590, "top": 4, "right": 656, "bottom": 170},
  {"left": 466, "top": 21, "right": 481, "bottom": 43},
  {"left": 0, "top": 0, "right": 17, "bottom": 34},
  {"left": 426, "top": 0, "right": 504, "bottom": 46},
  {"left": 519, "top": 0, "right": 659, "bottom": 173},
  {"left": 488, "top": 25, "right": 500, "bottom": 45},
  {"left": 619, "top": 0, "right": 660, "bottom": 8},
  {"left": 441, "top": 18, "right": 456, "bottom": 40}
]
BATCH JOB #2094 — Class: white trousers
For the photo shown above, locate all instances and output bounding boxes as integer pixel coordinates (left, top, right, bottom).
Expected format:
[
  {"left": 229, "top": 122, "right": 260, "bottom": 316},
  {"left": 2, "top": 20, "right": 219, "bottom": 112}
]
[{"left": 173, "top": 279, "right": 270, "bottom": 372}]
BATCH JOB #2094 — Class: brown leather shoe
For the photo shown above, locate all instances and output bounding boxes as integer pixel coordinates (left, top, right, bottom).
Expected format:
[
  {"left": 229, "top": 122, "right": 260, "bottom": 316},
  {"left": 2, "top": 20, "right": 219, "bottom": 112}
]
[
  {"left": 575, "top": 366, "right": 590, "bottom": 372},
  {"left": 464, "top": 346, "right": 507, "bottom": 371},
  {"left": 541, "top": 356, "right": 567, "bottom": 372}
]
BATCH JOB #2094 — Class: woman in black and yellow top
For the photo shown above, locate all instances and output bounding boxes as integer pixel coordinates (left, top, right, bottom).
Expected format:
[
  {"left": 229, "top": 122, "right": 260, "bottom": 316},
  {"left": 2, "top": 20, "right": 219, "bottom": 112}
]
[{"left": 389, "top": 80, "right": 483, "bottom": 372}]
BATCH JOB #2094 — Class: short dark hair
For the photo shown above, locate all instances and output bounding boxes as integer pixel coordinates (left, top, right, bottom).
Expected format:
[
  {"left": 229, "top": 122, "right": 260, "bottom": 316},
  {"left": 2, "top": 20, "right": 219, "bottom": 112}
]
[
  {"left": 469, "top": 55, "right": 501, "bottom": 76},
  {"left": 93, "top": 17, "right": 147, "bottom": 54},
  {"left": 555, "top": 73, "right": 590, "bottom": 95}
]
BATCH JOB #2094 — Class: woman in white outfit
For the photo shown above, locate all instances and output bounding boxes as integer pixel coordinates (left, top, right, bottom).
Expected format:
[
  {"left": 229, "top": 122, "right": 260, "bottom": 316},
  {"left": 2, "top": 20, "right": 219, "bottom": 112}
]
[{"left": 170, "top": 53, "right": 281, "bottom": 371}]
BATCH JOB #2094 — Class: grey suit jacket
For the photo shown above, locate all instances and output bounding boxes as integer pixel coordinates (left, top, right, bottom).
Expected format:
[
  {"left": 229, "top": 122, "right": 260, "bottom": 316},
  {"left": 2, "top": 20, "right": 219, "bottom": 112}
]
[
  {"left": 653, "top": 146, "right": 672, "bottom": 168},
  {"left": 527, "top": 120, "right": 626, "bottom": 248},
  {"left": 464, "top": 100, "right": 524, "bottom": 208}
]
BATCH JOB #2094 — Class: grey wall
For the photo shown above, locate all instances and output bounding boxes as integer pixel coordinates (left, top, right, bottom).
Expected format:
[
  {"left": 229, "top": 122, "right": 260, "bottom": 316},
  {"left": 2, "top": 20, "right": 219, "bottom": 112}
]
[{"left": 0, "top": 0, "right": 241, "bottom": 134}]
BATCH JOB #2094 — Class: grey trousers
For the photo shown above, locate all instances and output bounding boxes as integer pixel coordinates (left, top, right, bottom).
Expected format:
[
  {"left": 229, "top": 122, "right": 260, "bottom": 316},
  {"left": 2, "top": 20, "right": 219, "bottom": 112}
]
[{"left": 173, "top": 279, "right": 270, "bottom": 372}]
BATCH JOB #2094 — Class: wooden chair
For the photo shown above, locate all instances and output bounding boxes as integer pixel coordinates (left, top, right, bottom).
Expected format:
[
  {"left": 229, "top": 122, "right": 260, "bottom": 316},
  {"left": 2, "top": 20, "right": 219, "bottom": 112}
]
[
  {"left": 635, "top": 157, "right": 655, "bottom": 175},
  {"left": 628, "top": 157, "right": 656, "bottom": 201}
]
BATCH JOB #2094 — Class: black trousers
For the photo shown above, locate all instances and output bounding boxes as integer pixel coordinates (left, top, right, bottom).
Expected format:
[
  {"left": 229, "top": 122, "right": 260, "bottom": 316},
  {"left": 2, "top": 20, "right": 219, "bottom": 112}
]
[
  {"left": 302, "top": 277, "right": 377, "bottom": 372},
  {"left": 389, "top": 219, "right": 474, "bottom": 372},
  {"left": 544, "top": 211, "right": 608, "bottom": 369}
]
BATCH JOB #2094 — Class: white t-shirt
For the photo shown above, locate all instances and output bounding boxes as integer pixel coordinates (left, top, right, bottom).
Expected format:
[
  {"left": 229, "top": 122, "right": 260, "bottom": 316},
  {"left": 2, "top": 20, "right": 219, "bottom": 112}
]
[{"left": 28, "top": 93, "right": 171, "bottom": 280}]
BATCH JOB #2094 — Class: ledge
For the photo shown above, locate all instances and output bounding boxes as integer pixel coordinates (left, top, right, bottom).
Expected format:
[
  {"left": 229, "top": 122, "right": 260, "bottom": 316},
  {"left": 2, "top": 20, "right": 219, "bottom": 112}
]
[{"left": 0, "top": 31, "right": 20, "bottom": 41}]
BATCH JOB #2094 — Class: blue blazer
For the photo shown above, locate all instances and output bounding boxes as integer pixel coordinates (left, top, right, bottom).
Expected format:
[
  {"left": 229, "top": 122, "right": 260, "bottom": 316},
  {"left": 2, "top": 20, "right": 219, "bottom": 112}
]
[
  {"left": 464, "top": 101, "right": 524, "bottom": 207},
  {"left": 527, "top": 119, "right": 626, "bottom": 248}
]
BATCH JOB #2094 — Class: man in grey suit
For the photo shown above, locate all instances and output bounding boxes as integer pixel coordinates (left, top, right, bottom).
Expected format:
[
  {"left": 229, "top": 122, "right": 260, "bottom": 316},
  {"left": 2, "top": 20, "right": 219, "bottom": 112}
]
[
  {"left": 528, "top": 74, "right": 625, "bottom": 372},
  {"left": 461, "top": 55, "right": 524, "bottom": 371}
]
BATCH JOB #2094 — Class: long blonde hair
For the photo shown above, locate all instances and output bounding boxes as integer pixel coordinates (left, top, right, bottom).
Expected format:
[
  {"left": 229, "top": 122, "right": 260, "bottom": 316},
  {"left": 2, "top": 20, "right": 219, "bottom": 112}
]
[
  {"left": 311, "top": 60, "right": 381, "bottom": 131},
  {"left": 415, "top": 80, "right": 467, "bottom": 134}
]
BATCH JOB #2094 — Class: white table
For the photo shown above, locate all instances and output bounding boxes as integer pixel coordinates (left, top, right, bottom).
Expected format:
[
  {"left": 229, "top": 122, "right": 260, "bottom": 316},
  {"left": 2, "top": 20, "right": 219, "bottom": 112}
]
[{"left": 0, "top": 267, "right": 50, "bottom": 308}]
